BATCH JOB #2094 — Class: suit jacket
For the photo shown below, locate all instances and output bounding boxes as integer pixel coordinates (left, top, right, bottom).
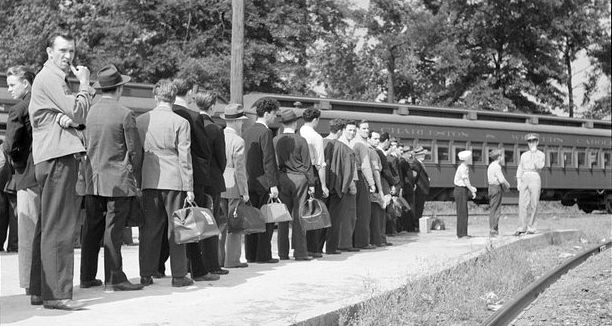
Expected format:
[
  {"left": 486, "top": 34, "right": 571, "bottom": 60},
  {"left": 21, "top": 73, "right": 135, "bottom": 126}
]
[
  {"left": 173, "top": 105, "right": 211, "bottom": 191},
  {"left": 221, "top": 128, "right": 248, "bottom": 199},
  {"left": 200, "top": 113, "right": 226, "bottom": 194},
  {"left": 5, "top": 93, "right": 37, "bottom": 190},
  {"left": 81, "top": 98, "right": 142, "bottom": 197},
  {"left": 410, "top": 159, "right": 430, "bottom": 195},
  {"left": 136, "top": 104, "right": 193, "bottom": 192},
  {"left": 243, "top": 122, "right": 279, "bottom": 195},
  {"left": 325, "top": 138, "right": 355, "bottom": 197}
]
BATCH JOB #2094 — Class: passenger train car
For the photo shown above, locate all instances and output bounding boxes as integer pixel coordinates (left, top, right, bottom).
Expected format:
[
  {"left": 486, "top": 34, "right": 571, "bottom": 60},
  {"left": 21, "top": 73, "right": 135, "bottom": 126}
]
[{"left": 1, "top": 76, "right": 611, "bottom": 213}]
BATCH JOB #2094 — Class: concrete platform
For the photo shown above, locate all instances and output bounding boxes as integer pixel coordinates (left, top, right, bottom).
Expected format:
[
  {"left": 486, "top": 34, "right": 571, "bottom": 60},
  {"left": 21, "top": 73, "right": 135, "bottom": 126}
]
[{"left": 0, "top": 215, "right": 555, "bottom": 326}]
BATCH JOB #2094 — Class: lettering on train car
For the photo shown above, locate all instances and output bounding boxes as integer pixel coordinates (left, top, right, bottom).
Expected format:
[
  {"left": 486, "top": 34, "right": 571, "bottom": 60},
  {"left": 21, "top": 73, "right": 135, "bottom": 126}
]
[{"left": 576, "top": 138, "right": 612, "bottom": 146}]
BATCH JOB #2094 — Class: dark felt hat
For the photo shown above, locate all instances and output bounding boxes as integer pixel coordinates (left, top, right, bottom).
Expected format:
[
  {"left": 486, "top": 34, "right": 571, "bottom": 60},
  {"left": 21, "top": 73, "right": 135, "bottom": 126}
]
[{"left": 92, "top": 64, "right": 130, "bottom": 90}]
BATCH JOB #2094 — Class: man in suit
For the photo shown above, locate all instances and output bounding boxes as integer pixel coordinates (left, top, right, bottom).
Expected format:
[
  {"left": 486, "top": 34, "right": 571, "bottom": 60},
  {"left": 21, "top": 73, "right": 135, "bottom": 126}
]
[
  {"left": 136, "top": 79, "right": 195, "bottom": 287},
  {"left": 194, "top": 90, "right": 228, "bottom": 275},
  {"left": 171, "top": 79, "right": 220, "bottom": 281},
  {"left": 243, "top": 97, "right": 280, "bottom": 264},
  {"left": 28, "top": 32, "right": 95, "bottom": 310},
  {"left": 219, "top": 104, "right": 250, "bottom": 268},
  {"left": 398, "top": 147, "right": 416, "bottom": 232},
  {"left": 79, "top": 64, "right": 144, "bottom": 291},
  {"left": 411, "top": 146, "right": 431, "bottom": 230}
]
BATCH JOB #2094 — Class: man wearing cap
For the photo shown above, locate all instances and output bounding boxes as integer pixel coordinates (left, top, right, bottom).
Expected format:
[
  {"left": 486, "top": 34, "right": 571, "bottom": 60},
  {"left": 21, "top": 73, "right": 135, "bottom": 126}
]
[
  {"left": 487, "top": 149, "right": 510, "bottom": 237},
  {"left": 454, "top": 150, "right": 477, "bottom": 238},
  {"left": 411, "top": 146, "right": 430, "bottom": 230},
  {"left": 243, "top": 97, "right": 280, "bottom": 264},
  {"left": 219, "top": 104, "right": 250, "bottom": 268},
  {"left": 274, "top": 108, "right": 315, "bottom": 261},
  {"left": 28, "top": 32, "right": 95, "bottom": 310},
  {"left": 515, "top": 133, "right": 545, "bottom": 235},
  {"left": 79, "top": 64, "right": 144, "bottom": 291}
]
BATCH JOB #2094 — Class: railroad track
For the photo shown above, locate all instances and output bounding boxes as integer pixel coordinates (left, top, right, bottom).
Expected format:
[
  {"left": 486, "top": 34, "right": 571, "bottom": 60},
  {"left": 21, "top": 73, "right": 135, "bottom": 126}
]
[{"left": 482, "top": 239, "right": 612, "bottom": 326}]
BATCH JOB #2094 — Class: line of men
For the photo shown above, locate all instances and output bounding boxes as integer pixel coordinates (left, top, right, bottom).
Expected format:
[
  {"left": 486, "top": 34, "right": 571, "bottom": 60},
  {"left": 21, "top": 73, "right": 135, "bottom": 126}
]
[{"left": 1, "top": 32, "right": 432, "bottom": 311}]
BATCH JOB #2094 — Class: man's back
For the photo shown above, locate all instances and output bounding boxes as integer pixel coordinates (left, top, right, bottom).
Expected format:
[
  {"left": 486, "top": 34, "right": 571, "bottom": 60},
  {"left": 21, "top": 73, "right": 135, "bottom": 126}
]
[
  {"left": 244, "top": 123, "right": 278, "bottom": 195},
  {"left": 85, "top": 98, "right": 141, "bottom": 197},
  {"left": 200, "top": 113, "right": 226, "bottom": 193},
  {"left": 173, "top": 105, "right": 211, "bottom": 189}
]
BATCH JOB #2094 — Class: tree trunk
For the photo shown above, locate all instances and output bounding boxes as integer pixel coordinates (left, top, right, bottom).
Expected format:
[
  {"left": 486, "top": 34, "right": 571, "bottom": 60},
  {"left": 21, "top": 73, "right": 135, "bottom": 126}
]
[
  {"left": 387, "top": 49, "right": 395, "bottom": 103},
  {"left": 230, "top": 0, "right": 244, "bottom": 105},
  {"left": 565, "top": 41, "right": 574, "bottom": 118}
]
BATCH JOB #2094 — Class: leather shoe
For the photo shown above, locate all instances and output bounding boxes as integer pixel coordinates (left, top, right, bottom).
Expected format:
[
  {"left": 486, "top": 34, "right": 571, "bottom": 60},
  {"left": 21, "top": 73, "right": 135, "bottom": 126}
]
[
  {"left": 43, "top": 299, "right": 85, "bottom": 311},
  {"left": 359, "top": 244, "right": 376, "bottom": 250},
  {"left": 107, "top": 281, "right": 144, "bottom": 291},
  {"left": 31, "top": 295, "right": 43, "bottom": 306},
  {"left": 225, "top": 262, "right": 248, "bottom": 268},
  {"left": 308, "top": 252, "right": 323, "bottom": 258},
  {"left": 193, "top": 273, "right": 220, "bottom": 281},
  {"left": 339, "top": 247, "right": 360, "bottom": 252},
  {"left": 140, "top": 276, "right": 154, "bottom": 286},
  {"left": 257, "top": 258, "right": 279, "bottom": 263},
  {"left": 279, "top": 256, "right": 290, "bottom": 260},
  {"left": 210, "top": 268, "right": 229, "bottom": 275},
  {"left": 171, "top": 276, "right": 194, "bottom": 287},
  {"left": 513, "top": 231, "right": 526, "bottom": 236},
  {"left": 294, "top": 256, "right": 313, "bottom": 261},
  {"left": 80, "top": 279, "right": 103, "bottom": 288},
  {"left": 384, "top": 242, "right": 393, "bottom": 246},
  {"left": 325, "top": 250, "right": 342, "bottom": 255},
  {"left": 152, "top": 271, "right": 166, "bottom": 279}
]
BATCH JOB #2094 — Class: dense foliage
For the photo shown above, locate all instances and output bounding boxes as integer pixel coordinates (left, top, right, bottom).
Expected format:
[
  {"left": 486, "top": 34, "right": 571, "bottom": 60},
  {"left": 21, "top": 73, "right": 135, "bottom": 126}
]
[{"left": 0, "top": 0, "right": 609, "bottom": 117}]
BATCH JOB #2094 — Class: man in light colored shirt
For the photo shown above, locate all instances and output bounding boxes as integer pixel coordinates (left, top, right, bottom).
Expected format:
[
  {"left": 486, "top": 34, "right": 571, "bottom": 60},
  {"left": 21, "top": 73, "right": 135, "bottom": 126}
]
[
  {"left": 299, "top": 108, "right": 329, "bottom": 257},
  {"left": 515, "top": 133, "right": 545, "bottom": 235},
  {"left": 454, "top": 150, "right": 477, "bottom": 238},
  {"left": 350, "top": 120, "right": 376, "bottom": 249},
  {"left": 487, "top": 149, "right": 510, "bottom": 237},
  {"left": 28, "top": 32, "right": 94, "bottom": 311}
]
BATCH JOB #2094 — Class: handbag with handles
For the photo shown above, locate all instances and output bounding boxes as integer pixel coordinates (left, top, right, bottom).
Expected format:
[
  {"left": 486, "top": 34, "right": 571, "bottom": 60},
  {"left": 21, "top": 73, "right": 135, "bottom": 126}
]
[
  {"left": 260, "top": 197, "right": 292, "bottom": 223},
  {"left": 228, "top": 200, "right": 267, "bottom": 234},
  {"left": 171, "top": 199, "right": 220, "bottom": 244},
  {"left": 299, "top": 194, "right": 332, "bottom": 231}
]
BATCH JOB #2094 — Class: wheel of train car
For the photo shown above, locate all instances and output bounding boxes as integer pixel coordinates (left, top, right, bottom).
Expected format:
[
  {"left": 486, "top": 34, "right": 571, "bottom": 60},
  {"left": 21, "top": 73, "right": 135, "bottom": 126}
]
[{"left": 578, "top": 204, "right": 594, "bottom": 214}]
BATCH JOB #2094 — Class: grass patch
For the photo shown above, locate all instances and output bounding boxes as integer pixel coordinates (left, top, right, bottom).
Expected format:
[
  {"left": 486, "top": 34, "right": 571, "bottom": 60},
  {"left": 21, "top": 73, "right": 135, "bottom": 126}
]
[{"left": 339, "top": 216, "right": 611, "bottom": 326}]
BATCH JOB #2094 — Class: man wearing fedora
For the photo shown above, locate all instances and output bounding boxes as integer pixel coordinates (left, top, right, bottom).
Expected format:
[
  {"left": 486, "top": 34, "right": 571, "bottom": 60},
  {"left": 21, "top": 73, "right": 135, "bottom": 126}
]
[
  {"left": 274, "top": 108, "right": 315, "bottom": 261},
  {"left": 79, "top": 64, "right": 144, "bottom": 291},
  {"left": 411, "top": 146, "right": 430, "bottom": 230},
  {"left": 219, "top": 103, "right": 250, "bottom": 268},
  {"left": 487, "top": 149, "right": 510, "bottom": 237},
  {"left": 515, "top": 133, "right": 545, "bottom": 235}
]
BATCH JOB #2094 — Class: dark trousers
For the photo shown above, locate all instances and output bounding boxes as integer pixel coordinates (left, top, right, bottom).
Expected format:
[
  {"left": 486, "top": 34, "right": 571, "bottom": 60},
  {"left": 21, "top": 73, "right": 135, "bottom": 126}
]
[
  {"left": 0, "top": 191, "right": 18, "bottom": 251},
  {"left": 245, "top": 191, "right": 274, "bottom": 262},
  {"left": 454, "top": 186, "right": 469, "bottom": 237},
  {"left": 353, "top": 171, "right": 371, "bottom": 248},
  {"left": 370, "top": 202, "right": 384, "bottom": 246},
  {"left": 140, "top": 189, "right": 187, "bottom": 278},
  {"left": 186, "top": 189, "right": 221, "bottom": 276},
  {"left": 80, "top": 195, "right": 130, "bottom": 285},
  {"left": 336, "top": 192, "right": 357, "bottom": 250},
  {"left": 306, "top": 173, "right": 326, "bottom": 254},
  {"left": 401, "top": 187, "right": 416, "bottom": 232},
  {"left": 277, "top": 173, "right": 309, "bottom": 259},
  {"left": 488, "top": 184, "right": 503, "bottom": 233},
  {"left": 30, "top": 155, "right": 81, "bottom": 300}
]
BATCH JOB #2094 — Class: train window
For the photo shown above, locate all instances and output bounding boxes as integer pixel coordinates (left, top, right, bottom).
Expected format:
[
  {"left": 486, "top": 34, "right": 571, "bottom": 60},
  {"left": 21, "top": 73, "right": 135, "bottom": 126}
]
[
  {"left": 548, "top": 150, "right": 560, "bottom": 167},
  {"left": 577, "top": 151, "right": 586, "bottom": 167},
  {"left": 587, "top": 149, "right": 599, "bottom": 167},
  {"left": 504, "top": 148, "right": 515, "bottom": 165},
  {"left": 437, "top": 146, "right": 450, "bottom": 163},
  {"left": 603, "top": 151, "right": 611, "bottom": 168},
  {"left": 562, "top": 148, "right": 573, "bottom": 168},
  {"left": 471, "top": 142, "right": 483, "bottom": 164}
]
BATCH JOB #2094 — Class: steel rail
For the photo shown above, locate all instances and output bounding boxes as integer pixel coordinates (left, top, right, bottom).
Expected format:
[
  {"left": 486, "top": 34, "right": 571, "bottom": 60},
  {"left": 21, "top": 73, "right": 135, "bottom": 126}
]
[{"left": 482, "top": 239, "right": 612, "bottom": 326}]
